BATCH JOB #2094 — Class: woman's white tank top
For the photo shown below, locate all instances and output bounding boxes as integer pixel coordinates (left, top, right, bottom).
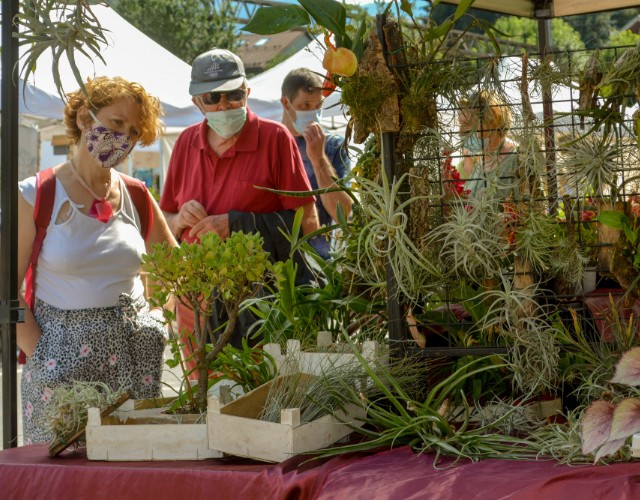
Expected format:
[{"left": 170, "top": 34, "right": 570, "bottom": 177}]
[{"left": 19, "top": 174, "right": 146, "bottom": 309}]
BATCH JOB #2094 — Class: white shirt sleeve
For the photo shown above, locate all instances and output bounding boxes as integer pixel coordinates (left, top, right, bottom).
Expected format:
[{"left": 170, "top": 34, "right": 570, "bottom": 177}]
[{"left": 18, "top": 176, "right": 37, "bottom": 207}]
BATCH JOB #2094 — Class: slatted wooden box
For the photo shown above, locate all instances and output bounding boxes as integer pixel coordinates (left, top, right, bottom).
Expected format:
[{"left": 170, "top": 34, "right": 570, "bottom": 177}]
[
  {"left": 86, "top": 397, "right": 222, "bottom": 461},
  {"left": 263, "top": 334, "right": 386, "bottom": 376},
  {"left": 207, "top": 374, "right": 365, "bottom": 463}
]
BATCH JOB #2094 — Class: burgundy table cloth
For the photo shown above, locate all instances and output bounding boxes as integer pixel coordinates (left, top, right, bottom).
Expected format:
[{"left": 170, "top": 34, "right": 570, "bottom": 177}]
[{"left": 2, "top": 444, "right": 640, "bottom": 499}]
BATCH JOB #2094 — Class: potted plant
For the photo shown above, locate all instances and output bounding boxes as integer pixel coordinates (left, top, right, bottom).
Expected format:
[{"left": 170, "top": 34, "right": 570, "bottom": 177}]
[
  {"left": 142, "top": 230, "right": 272, "bottom": 411},
  {"left": 84, "top": 231, "right": 272, "bottom": 461}
]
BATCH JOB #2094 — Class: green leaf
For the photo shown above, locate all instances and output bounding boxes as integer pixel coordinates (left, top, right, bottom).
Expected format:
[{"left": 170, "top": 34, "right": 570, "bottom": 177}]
[
  {"left": 351, "top": 16, "right": 368, "bottom": 60},
  {"left": 400, "top": 0, "right": 413, "bottom": 17},
  {"left": 423, "top": 19, "right": 452, "bottom": 42},
  {"left": 453, "top": 0, "right": 474, "bottom": 21},
  {"left": 598, "top": 210, "right": 629, "bottom": 230},
  {"left": 241, "top": 6, "right": 310, "bottom": 35},
  {"left": 298, "top": 0, "right": 347, "bottom": 39}
]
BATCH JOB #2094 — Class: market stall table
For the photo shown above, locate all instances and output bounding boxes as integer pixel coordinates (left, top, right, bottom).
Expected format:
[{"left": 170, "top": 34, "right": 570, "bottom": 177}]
[{"left": 2, "top": 444, "right": 640, "bottom": 499}]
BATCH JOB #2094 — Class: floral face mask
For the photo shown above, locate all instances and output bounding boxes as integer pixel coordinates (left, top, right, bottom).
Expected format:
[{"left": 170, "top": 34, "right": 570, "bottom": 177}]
[{"left": 86, "top": 109, "right": 135, "bottom": 169}]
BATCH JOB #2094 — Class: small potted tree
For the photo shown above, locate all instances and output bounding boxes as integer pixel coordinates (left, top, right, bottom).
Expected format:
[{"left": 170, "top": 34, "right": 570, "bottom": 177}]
[
  {"left": 142, "top": 231, "right": 272, "bottom": 411},
  {"left": 84, "top": 231, "right": 272, "bottom": 461}
]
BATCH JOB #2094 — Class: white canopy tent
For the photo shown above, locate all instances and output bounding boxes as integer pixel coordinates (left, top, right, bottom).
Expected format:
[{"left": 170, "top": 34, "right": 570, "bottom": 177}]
[
  {"left": 15, "top": 6, "right": 350, "bottom": 183},
  {"left": 17, "top": 4, "right": 201, "bottom": 128}
]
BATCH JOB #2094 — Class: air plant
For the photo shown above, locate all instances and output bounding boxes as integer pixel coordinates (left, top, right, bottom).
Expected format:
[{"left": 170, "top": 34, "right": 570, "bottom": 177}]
[
  {"left": 561, "top": 134, "right": 621, "bottom": 201},
  {"left": 425, "top": 190, "right": 511, "bottom": 285},
  {"left": 259, "top": 367, "right": 362, "bottom": 425},
  {"left": 475, "top": 279, "right": 561, "bottom": 395},
  {"left": 46, "top": 381, "right": 126, "bottom": 451},
  {"left": 313, "top": 340, "right": 540, "bottom": 465},
  {"left": 515, "top": 207, "right": 588, "bottom": 285},
  {"left": 16, "top": 0, "right": 108, "bottom": 100},
  {"left": 354, "top": 170, "right": 442, "bottom": 303},
  {"left": 556, "top": 304, "right": 640, "bottom": 405},
  {"left": 529, "top": 409, "right": 594, "bottom": 464}
]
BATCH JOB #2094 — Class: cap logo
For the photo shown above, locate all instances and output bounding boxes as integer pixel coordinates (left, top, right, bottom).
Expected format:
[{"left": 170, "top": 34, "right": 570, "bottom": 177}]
[{"left": 204, "top": 62, "right": 223, "bottom": 79}]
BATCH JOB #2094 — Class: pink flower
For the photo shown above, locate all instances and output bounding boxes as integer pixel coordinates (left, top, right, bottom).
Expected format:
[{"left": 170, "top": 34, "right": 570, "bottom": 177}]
[
  {"left": 42, "top": 387, "right": 53, "bottom": 402},
  {"left": 45, "top": 359, "right": 57, "bottom": 371},
  {"left": 108, "top": 354, "right": 118, "bottom": 366},
  {"left": 79, "top": 345, "right": 92, "bottom": 358},
  {"left": 24, "top": 370, "right": 31, "bottom": 383},
  {"left": 142, "top": 374, "right": 154, "bottom": 386},
  {"left": 24, "top": 401, "right": 33, "bottom": 420}
]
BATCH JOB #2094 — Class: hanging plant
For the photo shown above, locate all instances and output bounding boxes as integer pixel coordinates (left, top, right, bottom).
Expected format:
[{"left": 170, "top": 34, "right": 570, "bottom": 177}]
[{"left": 561, "top": 134, "right": 621, "bottom": 201}]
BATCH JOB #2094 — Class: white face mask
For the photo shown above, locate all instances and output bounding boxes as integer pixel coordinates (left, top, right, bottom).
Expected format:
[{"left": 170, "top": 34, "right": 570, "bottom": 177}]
[
  {"left": 205, "top": 107, "right": 247, "bottom": 139},
  {"left": 286, "top": 99, "right": 322, "bottom": 135}
]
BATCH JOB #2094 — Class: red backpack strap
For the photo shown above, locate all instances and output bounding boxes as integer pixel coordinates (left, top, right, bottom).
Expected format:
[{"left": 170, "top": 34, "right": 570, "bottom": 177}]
[
  {"left": 24, "top": 168, "right": 56, "bottom": 311},
  {"left": 121, "top": 174, "right": 153, "bottom": 240},
  {"left": 21, "top": 168, "right": 56, "bottom": 364}
]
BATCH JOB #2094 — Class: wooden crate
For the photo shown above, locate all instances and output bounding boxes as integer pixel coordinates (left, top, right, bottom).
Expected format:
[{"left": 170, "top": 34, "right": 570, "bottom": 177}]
[
  {"left": 86, "top": 398, "right": 222, "bottom": 461},
  {"left": 207, "top": 374, "right": 365, "bottom": 463},
  {"left": 263, "top": 334, "right": 386, "bottom": 376}
]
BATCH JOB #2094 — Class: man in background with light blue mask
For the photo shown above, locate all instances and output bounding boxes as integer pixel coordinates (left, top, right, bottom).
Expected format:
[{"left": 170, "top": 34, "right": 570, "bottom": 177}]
[
  {"left": 161, "top": 49, "right": 319, "bottom": 371},
  {"left": 281, "top": 68, "right": 352, "bottom": 259}
]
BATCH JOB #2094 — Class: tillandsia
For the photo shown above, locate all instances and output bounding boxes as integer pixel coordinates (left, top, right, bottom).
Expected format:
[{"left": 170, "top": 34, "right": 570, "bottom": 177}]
[
  {"left": 556, "top": 305, "right": 640, "bottom": 405},
  {"left": 475, "top": 280, "right": 561, "bottom": 395},
  {"left": 259, "top": 361, "right": 370, "bottom": 425},
  {"left": 312, "top": 338, "right": 540, "bottom": 465},
  {"left": 425, "top": 190, "right": 511, "bottom": 285},
  {"left": 46, "top": 381, "right": 126, "bottom": 448},
  {"left": 355, "top": 171, "right": 442, "bottom": 303},
  {"left": 16, "top": 0, "right": 109, "bottom": 100},
  {"left": 529, "top": 409, "right": 594, "bottom": 464},
  {"left": 514, "top": 205, "right": 586, "bottom": 284},
  {"left": 561, "top": 134, "right": 621, "bottom": 200}
]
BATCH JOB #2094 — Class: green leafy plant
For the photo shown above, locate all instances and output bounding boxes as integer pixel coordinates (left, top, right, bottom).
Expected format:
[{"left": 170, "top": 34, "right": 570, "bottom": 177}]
[
  {"left": 210, "top": 339, "right": 277, "bottom": 394},
  {"left": 315, "top": 338, "right": 539, "bottom": 464},
  {"left": 600, "top": 206, "right": 640, "bottom": 272},
  {"left": 142, "top": 231, "right": 272, "bottom": 411},
  {"left": 246, "top": 247, "right": 384, "bottom": 350}
]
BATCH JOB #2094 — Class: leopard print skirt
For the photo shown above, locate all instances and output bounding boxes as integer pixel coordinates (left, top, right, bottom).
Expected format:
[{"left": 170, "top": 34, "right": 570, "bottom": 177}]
[{"left": 21, "top": 294, "right": 166, "bottom": 444}]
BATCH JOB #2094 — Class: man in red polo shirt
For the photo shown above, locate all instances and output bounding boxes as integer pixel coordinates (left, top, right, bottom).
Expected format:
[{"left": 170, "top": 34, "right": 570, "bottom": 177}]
[
  {"left": 160, "top": 48, "right": 319, "bottom": 374},
  {"left": 161, "top": 48, "right": 318, "bottom": 243}
]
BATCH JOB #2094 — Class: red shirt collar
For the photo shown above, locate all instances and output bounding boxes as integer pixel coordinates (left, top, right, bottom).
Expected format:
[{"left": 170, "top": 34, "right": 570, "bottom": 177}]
[{"left": 196, "top": 107, "right": 259, "bottom": 154}]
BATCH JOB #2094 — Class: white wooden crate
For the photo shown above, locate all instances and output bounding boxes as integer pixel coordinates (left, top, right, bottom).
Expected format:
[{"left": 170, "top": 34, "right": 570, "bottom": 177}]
[
  {"left": 263, "top": 334, "right": 386, "bottom": 376},
  {"left": 207, "top": 374, "right": 365, "bottom": 463},
  {"left": 86, "top": 398, "right": 222, "bottom": 461}
]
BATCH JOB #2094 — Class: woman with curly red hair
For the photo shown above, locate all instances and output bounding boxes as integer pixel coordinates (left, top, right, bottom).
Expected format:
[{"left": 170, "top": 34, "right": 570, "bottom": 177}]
[{"left": 17, "top": 76, "right": 177, "bottom": 444}]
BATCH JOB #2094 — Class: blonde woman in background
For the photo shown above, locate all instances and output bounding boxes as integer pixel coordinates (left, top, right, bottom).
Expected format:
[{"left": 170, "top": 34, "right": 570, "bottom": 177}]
[{"left": 457, "top": 90, "right": 519, "bottom": 199}]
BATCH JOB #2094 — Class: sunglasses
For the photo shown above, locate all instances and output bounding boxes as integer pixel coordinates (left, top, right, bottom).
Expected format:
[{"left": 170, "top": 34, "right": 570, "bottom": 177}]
[{"left": 200, "top": 88, "right": 246, "bottom": 105}]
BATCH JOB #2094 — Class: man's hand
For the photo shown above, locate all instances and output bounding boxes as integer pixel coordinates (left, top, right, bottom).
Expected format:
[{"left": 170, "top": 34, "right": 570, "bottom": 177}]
[
  {"left": 176, "top": 200, "right": 208, "bottom": 232},
  {"left": 303, "top": 122, "right": 327, "bottom": 163},
  {"left": 189, "top": 213, "right": 230, "bottom": 240}
]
